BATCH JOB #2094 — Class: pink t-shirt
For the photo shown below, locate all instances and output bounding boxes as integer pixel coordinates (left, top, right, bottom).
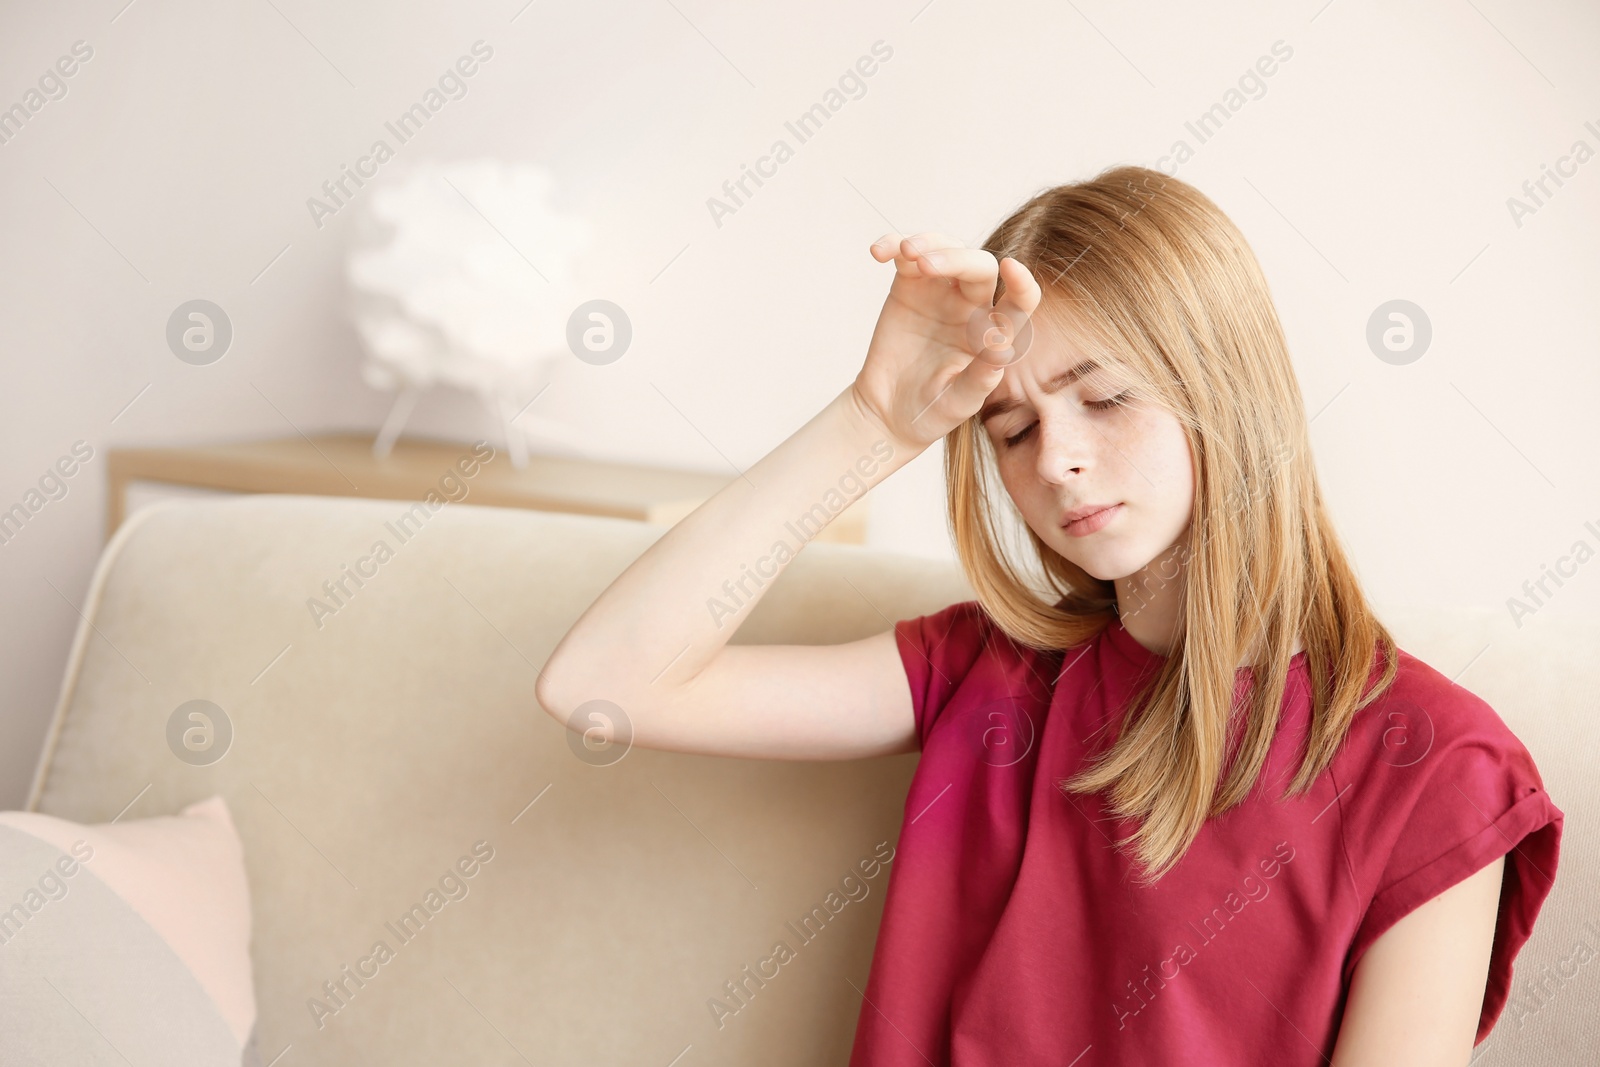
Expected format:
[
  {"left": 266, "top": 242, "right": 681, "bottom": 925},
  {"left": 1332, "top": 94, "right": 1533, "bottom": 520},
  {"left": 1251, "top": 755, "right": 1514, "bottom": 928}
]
[{"left": 849, "top": 600, "right": 1563, "bottom": 1066}]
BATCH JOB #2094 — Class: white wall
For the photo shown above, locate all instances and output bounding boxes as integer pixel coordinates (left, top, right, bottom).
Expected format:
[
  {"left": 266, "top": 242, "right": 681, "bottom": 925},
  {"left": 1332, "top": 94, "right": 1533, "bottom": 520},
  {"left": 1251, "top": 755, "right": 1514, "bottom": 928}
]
[{"left": 2, "top": 0, "right": 1596, "bottom": 807}]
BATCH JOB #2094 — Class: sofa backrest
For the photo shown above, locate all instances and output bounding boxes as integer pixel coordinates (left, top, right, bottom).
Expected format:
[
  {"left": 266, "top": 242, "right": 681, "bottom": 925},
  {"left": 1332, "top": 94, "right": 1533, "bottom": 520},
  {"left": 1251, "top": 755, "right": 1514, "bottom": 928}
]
[{"left": 27, "top": 495, "right": 1597, "bottom": 1065}]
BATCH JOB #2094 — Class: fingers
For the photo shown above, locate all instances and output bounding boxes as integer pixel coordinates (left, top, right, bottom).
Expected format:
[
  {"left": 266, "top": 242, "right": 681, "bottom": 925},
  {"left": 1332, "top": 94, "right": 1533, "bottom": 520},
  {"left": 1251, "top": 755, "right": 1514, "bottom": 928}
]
[
  {"left": 870, "top": 231, "right": 1000, "bottom": 307},
  {"left": 917, "top": 247, "right": 1003, "bottom": 307},
  {"left": 962, "top": 257, "right": 1043, "bottom": 367},
  {"left": 993, "top": 255, "right": 1042, "bottom": 319},
  {"left": 869, "top": 231, "right": 967, "bottom": 264},
  {"left": 870, "top": 232, "right": 955, "bottom": 283},
  {"left": 868, "top": 234, "right": 1045, "bottom": 369}
]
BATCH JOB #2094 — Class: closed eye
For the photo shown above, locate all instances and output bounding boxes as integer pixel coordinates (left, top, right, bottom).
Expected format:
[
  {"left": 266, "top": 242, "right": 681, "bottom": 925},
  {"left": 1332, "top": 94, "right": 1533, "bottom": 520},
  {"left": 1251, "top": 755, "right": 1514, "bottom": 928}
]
[
  {"left": 1085, "top": 390, "right": 1132, "bottom": 412},
  {"left": 1001, "top": 390, "right": 1132, "bottom": 448}
]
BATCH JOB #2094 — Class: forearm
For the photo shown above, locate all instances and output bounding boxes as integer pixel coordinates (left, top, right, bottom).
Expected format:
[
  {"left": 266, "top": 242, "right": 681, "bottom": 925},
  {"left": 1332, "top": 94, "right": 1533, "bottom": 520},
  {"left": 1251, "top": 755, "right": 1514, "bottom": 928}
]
[{"left": 536, "top": 384, "right": 912, "bottom": 715}]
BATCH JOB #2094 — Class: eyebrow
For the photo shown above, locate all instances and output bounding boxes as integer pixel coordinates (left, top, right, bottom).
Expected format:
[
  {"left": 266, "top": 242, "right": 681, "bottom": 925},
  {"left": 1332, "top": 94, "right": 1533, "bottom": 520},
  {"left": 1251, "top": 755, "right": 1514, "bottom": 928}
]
[{"left": 977, "top": 359, "right": 1105, "bottom": 423}]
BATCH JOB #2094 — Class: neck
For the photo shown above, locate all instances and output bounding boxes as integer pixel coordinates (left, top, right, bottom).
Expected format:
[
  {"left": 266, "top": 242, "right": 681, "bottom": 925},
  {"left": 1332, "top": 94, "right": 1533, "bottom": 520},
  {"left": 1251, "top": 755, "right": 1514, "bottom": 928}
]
[{"left": 1112, "top": 533, "right": 1302, "bottom": 665}]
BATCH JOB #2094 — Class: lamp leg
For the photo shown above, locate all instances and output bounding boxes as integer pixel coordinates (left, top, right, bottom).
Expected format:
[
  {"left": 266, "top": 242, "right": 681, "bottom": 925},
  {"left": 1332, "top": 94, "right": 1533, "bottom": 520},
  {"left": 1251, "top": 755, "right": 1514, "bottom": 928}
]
[
  {"left": 373, "top": 386, "right": 421, "bottom": 460},
  {"left": 490, "top": 387, "right": 530, "bottom": 469}
]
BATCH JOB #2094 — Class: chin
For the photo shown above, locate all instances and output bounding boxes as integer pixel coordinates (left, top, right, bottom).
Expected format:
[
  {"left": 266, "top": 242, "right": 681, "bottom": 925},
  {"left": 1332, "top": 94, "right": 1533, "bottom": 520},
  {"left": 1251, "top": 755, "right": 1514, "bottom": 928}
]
[
  {"left": 1059, "top": 544, "right": 1144, "bottom": 584},
  {"left": 1079, "top": 560, "right": 1136, "bottom": 583}
]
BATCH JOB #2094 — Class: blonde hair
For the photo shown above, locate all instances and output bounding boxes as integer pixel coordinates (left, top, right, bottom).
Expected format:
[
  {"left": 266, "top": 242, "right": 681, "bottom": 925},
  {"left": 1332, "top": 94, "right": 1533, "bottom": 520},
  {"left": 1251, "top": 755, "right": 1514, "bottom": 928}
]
[{"left": 946, "top": 164, "right": 1399, "bottom": 884}]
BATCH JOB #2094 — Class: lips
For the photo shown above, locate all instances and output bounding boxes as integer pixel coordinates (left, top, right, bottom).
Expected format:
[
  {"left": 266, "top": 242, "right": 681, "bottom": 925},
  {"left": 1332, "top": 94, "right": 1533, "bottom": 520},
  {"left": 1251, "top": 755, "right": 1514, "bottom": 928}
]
[
  {"left": 1061, "top": 502, "right": 1122, "bottom": 537},
  {"left": 1061, "top": 502, "right": 1117, "bottom": 524}
]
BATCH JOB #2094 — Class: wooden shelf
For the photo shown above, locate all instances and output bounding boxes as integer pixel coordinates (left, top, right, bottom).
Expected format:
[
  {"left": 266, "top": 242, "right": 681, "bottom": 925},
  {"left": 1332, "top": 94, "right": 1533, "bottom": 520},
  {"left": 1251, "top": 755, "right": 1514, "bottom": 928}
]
[{"left": 106, "top": 432, "right": 868, "bottom": 544}]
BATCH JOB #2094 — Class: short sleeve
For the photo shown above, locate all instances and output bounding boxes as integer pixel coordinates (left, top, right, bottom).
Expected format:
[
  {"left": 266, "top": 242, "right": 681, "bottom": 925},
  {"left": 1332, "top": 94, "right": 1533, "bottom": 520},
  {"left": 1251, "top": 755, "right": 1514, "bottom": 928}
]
[
  {"left": 1344, "top": 709, "right": 1564, "bottom": 1046},
  {"left": 893, "top": 600, "right": 993, "bottom": 749}
]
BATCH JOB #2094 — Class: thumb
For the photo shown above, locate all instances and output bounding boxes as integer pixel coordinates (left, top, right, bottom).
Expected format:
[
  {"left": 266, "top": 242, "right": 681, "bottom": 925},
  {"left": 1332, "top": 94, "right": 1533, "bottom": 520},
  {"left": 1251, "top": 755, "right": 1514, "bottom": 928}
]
[{"left": 938, "top": 352, "right": 1009, "bottom": 428}]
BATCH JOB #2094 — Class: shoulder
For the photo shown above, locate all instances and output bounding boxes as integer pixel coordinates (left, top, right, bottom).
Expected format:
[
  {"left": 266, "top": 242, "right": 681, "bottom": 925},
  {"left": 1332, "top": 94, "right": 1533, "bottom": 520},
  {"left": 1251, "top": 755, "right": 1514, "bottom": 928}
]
[
  {"left": 1334, "top": 645, "right": 1565, "bottom": 1038},
  {"left": 895, "top": 599, "right": 1067, "bottom": 680},
  {"left": 1332, "top": 640, "right": 1561, "bottom": 921},
  {"left": 895, "top": 599, "right": 1004, "bottom": 675},
  {"left": 1334, "top": 645, "right": 1543, "bottom": 793},
  {"left": 894, "top": 600, "right": 1064, "bottom": 747}
]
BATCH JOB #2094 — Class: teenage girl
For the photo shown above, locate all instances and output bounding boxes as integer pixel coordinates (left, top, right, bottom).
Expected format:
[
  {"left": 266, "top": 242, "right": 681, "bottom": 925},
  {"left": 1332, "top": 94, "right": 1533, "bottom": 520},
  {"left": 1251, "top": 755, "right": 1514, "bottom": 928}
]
[{"left": 537, "top": 166, "right": 1563, "bottom": 1066}]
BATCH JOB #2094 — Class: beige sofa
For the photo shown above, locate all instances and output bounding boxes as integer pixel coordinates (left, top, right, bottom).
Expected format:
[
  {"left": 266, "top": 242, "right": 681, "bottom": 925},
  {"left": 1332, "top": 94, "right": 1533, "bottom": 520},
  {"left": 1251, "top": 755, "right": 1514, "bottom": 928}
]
[{"left": 25, "top": 495, "right": 1598, "bottom": 1065}]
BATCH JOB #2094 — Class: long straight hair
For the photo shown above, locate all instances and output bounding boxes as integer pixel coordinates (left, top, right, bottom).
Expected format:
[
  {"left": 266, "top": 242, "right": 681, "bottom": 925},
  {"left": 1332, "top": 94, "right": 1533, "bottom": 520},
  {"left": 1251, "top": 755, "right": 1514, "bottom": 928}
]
[{"left": 947, "top": 165, "right": 1399, "bottom": 884}]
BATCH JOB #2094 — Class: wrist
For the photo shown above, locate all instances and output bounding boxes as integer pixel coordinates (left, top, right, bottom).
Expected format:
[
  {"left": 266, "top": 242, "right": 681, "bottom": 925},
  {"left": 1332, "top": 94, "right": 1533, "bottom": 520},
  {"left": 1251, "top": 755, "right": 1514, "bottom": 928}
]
[{"left": 834, "top": 384, "right": 921, "bottom": 471}]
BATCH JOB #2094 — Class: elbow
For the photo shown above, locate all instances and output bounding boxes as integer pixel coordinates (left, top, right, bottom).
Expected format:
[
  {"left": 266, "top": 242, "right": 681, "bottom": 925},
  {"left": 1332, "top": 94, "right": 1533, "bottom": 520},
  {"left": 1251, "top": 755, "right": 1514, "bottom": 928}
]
[
  {"left": 537, "top": 655, "right": 652, "bottom": 753},
  {"left": 536, "top": 625, "right": 602, "bottom": 723},
  {"left": 536, "top": 655, "right": 619, "bottom": 730},
  {"left": 537, "top": 668, "right": 645, "bottom": 768},
  {"left": 535, "top": 657, "right": 579, "bottom": 726},
  {"left": 537, "top": 625, "right": 660, "bottom": 737},
  {"left": 536, "top": 622, "right": 603, "bottom": 722}
]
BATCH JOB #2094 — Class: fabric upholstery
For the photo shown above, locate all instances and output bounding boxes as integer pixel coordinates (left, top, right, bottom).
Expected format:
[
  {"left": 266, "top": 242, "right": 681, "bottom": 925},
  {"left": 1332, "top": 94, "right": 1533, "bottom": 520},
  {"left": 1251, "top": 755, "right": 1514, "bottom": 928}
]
[{"left": 24, "top": 494, "right": 1598, "bottom": 1065}]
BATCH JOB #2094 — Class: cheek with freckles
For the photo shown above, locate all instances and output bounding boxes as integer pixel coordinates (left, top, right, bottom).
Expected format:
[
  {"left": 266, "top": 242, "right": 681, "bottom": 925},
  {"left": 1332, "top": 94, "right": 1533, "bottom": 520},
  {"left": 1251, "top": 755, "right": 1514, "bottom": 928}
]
[
  {"left": 993, "top": 403, "right": 1195, "bottom": 580},
  {"left": 1112, "top": 405, "right": 1195, "bottom": 561}
]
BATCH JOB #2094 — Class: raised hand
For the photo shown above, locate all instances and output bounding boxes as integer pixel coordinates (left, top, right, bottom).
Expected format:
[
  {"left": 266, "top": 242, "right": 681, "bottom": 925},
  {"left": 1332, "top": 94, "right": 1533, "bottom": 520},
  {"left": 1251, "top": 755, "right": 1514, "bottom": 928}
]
[{"left": 849, "top": 232, "right": 1042, "bottom": 453}]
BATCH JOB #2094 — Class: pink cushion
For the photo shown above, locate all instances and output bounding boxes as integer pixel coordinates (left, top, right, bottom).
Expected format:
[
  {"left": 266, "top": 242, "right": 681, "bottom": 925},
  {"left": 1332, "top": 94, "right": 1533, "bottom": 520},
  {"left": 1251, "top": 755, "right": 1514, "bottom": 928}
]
[{"left": 0, "top": 795, "right": 259, "bottom": 1064}]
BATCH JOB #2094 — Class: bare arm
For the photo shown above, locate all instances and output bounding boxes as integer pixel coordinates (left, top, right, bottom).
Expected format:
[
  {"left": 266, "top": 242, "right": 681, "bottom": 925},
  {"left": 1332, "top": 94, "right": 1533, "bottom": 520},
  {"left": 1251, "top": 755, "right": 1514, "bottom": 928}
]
[
  {"left": 535, "top": 232, "right": 1042, "bottom": 760},
  {"left": 538, "top": 389, "right": 920, "bottom": 758},
  {"left": 1330, "top": 855, "right": 1505, "bottom": 1066}
]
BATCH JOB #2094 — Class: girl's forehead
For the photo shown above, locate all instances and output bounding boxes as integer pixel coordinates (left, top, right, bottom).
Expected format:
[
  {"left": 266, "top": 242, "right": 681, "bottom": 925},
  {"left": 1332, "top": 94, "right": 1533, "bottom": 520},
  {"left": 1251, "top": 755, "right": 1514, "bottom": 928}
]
[
  {"left": 978, "top": 348, "right": 1131, "bottom": 426},
  {"left": 988, "top": 341, "right": 1126, "bottom": 395},
  {"left": 980, "top": 302, "right": 1145, "bottom": 402},
  {"left": 1017, "top": 309, "right": 1111, "bottom": 369}
]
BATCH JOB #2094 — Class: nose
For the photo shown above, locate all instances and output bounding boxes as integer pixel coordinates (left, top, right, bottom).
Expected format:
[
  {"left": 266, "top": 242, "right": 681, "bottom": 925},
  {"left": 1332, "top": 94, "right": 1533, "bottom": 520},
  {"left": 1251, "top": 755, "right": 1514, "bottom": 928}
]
[{"left": 1032, "top": 406, "right": 1091, "bottom": 486}]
